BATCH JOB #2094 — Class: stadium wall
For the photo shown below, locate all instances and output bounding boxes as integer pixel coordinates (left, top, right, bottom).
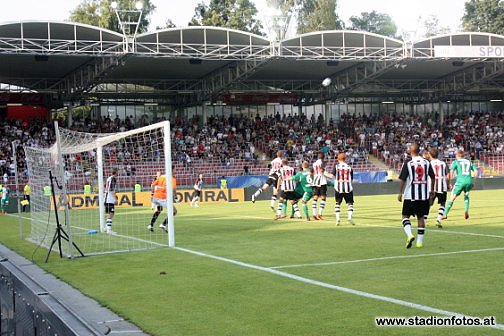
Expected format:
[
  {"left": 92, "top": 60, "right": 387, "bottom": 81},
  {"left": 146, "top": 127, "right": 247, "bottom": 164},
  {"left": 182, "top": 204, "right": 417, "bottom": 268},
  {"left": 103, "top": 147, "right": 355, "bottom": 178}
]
[
  {"left": 0, "top": 244, "right": 146, "bottom": 335},
  {"left": 243, "top": 178, "right": 504, "bottom": 201},
  {"left": 0, "top": 247, "right": 102, "bottom": 335},
  {"left": 2, "top": 178, "right": 503, "bottom": 214},
  {"left": 1, "top": 199, "right": 19, "bottom": 213}
]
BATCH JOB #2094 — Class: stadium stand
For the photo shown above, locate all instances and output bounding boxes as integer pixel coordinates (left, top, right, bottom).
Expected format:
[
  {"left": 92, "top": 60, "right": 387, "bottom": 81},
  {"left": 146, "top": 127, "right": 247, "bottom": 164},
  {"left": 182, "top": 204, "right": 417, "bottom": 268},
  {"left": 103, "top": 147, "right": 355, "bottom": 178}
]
[{"left": 1, "top": 108, "right": 502, "bottom": 193}]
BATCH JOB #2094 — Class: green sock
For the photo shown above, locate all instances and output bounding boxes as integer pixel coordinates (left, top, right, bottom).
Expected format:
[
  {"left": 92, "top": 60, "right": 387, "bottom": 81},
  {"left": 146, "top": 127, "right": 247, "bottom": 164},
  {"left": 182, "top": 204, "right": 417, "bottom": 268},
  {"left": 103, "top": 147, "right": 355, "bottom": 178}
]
[
  {"left": 464, "top": 194, "right": 470, "bottom": 212},
  {"left": 281, "top": 201, "right": 287, "bottom": 215},
  {"left": 444, "top": 201, "right": 454, "bottom": 216},
  {"left": 301, "top": 203, "right": 310, "bottom": 218},
  {"left": 291, "top": 205, "right": 295, "bottom": 216},
  {"left": 302, "top": 204, "right": 309, "bottom": 218}
]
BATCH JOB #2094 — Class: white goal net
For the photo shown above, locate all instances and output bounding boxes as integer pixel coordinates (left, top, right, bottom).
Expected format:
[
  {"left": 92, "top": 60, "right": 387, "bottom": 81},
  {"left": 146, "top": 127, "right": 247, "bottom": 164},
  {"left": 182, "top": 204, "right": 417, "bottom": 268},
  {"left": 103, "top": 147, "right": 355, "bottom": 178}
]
[{"left": 24, "top": 121, "right": 174, "bottom": 257}]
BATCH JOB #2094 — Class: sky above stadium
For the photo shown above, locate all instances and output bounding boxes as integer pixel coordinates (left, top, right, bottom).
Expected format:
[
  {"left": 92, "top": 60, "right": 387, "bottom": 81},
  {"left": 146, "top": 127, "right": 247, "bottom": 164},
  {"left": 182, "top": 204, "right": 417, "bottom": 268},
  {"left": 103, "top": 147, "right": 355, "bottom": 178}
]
[{"left": 2, "top": 0, "right": 466, "bottom": 39}]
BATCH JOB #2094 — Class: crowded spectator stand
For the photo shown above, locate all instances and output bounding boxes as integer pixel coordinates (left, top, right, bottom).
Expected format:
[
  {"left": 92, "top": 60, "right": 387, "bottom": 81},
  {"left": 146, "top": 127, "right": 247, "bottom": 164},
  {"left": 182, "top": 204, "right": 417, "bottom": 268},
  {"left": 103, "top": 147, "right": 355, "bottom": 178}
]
[{"left": 1, "top": 109, "right": 503, "bottom": 195}]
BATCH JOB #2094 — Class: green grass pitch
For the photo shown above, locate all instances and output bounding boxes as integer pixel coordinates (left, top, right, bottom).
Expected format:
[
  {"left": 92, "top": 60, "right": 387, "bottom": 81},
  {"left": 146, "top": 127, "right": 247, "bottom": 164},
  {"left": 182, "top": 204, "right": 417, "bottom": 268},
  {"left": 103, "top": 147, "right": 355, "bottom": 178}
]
[{"left": 1, "top": 189, "right": 503, "bottom": 335}]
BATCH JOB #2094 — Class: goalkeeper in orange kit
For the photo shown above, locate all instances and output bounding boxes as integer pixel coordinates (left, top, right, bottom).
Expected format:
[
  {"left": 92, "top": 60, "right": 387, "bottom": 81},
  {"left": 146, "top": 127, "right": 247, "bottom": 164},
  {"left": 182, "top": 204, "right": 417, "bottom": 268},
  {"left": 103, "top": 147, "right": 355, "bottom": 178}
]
[{"left": 147, "top": 172, "right": 177, "bottom": 232}]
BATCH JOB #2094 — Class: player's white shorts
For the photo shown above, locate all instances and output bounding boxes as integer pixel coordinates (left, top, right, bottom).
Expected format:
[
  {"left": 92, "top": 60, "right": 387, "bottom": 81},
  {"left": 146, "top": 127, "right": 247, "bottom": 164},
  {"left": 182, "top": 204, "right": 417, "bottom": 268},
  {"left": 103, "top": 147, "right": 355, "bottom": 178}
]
[{"left": 152, "top": 197, "right": 167, "bottom": 208}]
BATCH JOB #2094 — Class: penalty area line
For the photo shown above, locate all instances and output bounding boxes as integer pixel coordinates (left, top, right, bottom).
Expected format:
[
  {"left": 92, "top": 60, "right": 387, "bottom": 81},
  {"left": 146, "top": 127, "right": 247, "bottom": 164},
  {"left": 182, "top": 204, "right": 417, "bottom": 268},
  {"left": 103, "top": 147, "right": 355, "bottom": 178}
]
[
  {"left": 361, "top": 223, "right": 504, "bottom": 239},
  {"left": 175, "top": 246, "right": 504, "bottom": 331},
  {"left": 270, "top": 247, "right": 504, "bottom": 269}
]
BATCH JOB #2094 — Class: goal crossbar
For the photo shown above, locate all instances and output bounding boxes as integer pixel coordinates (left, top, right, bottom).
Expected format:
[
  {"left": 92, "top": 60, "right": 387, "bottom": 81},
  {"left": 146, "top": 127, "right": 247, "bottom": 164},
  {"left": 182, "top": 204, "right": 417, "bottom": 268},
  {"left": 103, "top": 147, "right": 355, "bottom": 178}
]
[{"left": 25, "top": 120, "right": 175, "bottom": 258}]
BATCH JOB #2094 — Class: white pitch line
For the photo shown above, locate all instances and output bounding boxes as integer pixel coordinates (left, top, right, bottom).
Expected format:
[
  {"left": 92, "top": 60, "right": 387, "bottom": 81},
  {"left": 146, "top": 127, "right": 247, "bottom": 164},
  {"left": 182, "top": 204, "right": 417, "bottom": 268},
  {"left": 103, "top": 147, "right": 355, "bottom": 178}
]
[
  {"left": 270, "top": 247, "right": 504, "bottom": 269},
  {"left": 175, "top": 246, "right": 504, "bottom": 331},
  {"left": 361, "top": 223, "right": 504, "bottom": 239}
]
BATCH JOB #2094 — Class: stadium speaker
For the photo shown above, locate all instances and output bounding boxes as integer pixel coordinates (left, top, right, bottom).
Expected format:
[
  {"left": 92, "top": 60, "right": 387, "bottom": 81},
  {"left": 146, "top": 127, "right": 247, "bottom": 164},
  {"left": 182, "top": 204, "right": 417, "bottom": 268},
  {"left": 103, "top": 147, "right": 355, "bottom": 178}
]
[
  {"left": 452, "top": 61, "right": 464, "bottom": 67},
  {"left": 326, "top": 60, "right": 339, "bottom": 66},
  {"left": 189, "top": 58, "right": 202, "bottom": 65},
  {"left": 35, "top": 55, "right": 49, "bottom": 62}
]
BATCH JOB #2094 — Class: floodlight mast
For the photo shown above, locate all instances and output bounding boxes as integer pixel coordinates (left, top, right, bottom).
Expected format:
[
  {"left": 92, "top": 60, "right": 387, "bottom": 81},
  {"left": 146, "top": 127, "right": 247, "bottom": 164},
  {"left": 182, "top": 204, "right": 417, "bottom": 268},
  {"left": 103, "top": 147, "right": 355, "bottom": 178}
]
[{"left": 111, "top": 1, "right": 144, "bottom": 52}]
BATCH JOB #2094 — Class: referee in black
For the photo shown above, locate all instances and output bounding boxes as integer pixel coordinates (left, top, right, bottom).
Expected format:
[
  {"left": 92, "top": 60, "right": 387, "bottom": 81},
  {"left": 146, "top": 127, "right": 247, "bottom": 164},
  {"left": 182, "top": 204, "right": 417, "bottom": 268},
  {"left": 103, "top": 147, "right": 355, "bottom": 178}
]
[{"left": 398, "top": 143, "right": 435, "bottom": 249}]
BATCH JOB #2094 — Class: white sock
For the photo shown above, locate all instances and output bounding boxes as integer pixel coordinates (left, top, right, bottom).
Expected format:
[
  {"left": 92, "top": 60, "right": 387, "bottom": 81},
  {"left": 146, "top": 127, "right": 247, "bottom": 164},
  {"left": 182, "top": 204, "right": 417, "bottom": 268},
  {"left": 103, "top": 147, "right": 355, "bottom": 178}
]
[
  {"left": 347, "top": 204, "right": 354, "bottom": 220},
  {"left": 270, "top": 195, "right": 277, "bottom": 208},
  {"left": 436, "top": 206, "right": 445, "bottom": 221},
  {"left": 417, "top": 228, "right": 425, "bottom": 243},
  {"left": 318, "top": 200, "right": 326, "bottom": 215},
  {"left": 402, "top": 218, "right": 412, "bottom": 236},
  {"left": 312, "top": 200, "right": 318, "bottom": 215},
  {"left": 276, "top": 202, "right": 283, "bottom": 216}
]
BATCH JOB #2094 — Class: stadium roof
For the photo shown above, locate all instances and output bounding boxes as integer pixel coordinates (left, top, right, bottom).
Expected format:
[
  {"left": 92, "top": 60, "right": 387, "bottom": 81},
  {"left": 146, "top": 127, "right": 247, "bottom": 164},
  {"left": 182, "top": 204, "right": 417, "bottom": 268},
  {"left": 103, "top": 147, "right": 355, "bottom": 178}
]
[{"left": 0, "top": 21, "right": 503, "bottom": 106}]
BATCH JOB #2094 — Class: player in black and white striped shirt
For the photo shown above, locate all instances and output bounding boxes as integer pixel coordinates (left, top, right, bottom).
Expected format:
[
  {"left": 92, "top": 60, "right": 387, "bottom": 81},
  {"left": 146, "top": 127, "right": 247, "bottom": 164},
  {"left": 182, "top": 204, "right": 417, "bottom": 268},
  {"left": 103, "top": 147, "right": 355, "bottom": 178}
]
[
  {"left": 251, "top": 150, "right": 283, "bottom": 210},
  {"left": 190, "top": 174, "right": 204, "bottom": 207},
  {"left": 104, "top": 168, "right": 119, "bottom": 234},
  {"left": 398, "top": 144, "right": 435, "bottom": 249},
  {"left": 274, "top": 160, "right": 301, "bottom": 220},
  {"left": 311, "top": 153, "right": 328, "bottom": 220},
  {"left": 331, "top": 153, "right": 355, "bottom": 225},
  {"left": 428, "top": 148, "right": 450, "bottom": 228}
]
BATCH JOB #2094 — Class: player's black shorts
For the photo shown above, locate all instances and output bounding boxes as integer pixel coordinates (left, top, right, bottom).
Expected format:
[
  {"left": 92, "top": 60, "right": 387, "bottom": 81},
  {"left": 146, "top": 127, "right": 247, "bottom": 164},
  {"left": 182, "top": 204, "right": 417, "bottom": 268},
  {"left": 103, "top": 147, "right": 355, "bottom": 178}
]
[
  {"left": 193, "top": 190, "right": 201, "bottom": 198},
  {"left": 105, "top": 203, "right": 115, "bottom": 214},
  {"left": 402, "top": 200, "right": 430, "bottom": 218},
  {"left": 265, "top": 175, "right": 279, "bottom": 187},
  {"left": 433, "top": 192, "right": 447, "bottom": 204},
  {"left": 312, "top": 185, "right": 327, "bottom": 197},
  {"left": 281, "top": 191, "right": 299, "bottom": 201},
  {"left": 292, "top": 191, "right": 303, "bottom": 201},
  {"left": 335, "top": 191, "right": 354, "bottom": 204}
]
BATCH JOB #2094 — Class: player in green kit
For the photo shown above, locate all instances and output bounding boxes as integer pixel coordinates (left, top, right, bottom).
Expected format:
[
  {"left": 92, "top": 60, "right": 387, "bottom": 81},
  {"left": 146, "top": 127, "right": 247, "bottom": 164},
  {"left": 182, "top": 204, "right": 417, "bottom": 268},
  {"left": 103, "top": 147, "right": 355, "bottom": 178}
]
[
  {"left": 442, "top": 150, "right": 478, "bottom": 220},
  {"left": 293, "top": 161, "right": 314, "bottom": 221},
  {"left": 1, "top": 184, "right": 10, "bottom": 214}
]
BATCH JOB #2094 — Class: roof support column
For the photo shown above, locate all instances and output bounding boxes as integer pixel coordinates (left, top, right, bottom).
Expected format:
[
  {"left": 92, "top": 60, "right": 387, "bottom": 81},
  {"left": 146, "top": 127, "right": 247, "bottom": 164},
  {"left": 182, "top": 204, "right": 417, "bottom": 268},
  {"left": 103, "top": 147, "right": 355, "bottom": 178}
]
[
  {"left": 408, "top": 103, "right": 414, "bottom": 116},
  {"left": 68, "top": 107, "right": 73, "bottom": 128},
  {"left": 202, "top": 103, "right": 207, "bottom": 124},
  {"left": 438, "top": 101, "right": 444, "bottom": 126},
  {"left": 325, "top": 101, "right": 331, "bottom": 127}
]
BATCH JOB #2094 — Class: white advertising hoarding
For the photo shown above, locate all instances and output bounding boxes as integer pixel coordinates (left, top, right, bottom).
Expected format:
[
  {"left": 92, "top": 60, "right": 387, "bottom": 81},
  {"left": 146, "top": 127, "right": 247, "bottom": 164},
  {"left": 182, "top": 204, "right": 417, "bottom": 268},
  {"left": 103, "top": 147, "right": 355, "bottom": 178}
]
[{"left": 434, "top": 46, "right": 504, "bottom": 58}]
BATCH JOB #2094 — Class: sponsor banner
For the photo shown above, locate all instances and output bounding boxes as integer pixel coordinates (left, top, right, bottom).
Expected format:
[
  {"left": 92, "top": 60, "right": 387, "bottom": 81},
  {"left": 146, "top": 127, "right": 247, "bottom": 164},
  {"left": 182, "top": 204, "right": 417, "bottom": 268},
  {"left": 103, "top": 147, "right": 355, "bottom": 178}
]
[
  {"left": 353, "top": 171, "right": 387, "bottom": 183},
  {"left": 219, "top": 172, "right": 387, "bottom": 188},
  {"left": 220, "top": 175, "right": 269, "bottom": 189},
  {"left": 434, "top": 46, "right": 504, "bottom": 58},
  {"left": 52, "top": 189, "right": 244, "bottom": 210},
  {"left": 175, "top": 188, "right": 244, "bottom": 204}
]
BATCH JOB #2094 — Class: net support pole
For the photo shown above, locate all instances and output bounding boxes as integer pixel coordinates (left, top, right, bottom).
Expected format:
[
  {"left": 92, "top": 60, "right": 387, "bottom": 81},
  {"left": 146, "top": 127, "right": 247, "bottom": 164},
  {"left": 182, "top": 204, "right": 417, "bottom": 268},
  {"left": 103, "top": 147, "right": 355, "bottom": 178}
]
[
  {"left": 12, "top": 141, "right": 22, "bottom": 238},
  {"left": 164, "top": 121, "right": 175, "bottom": 247},
  {"left": 54, "top": 121, "right": 75, "bottom": 259},
  {"left": 97, "top": 146, "right": 105, "bottom": 232}
]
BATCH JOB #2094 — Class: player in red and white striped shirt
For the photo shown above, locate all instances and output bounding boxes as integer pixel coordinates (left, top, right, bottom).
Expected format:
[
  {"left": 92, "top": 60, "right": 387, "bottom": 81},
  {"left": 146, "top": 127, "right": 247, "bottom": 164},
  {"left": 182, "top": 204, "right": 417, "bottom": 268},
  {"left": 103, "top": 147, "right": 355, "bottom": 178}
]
[
  {"left": 274, "top": 160, "right": 302, "bottom": 220},
  {"left": 331, "top": 153, "right": 355, "bottom": 225},
  {"left": 311, "top": 153, "right": 328, "bottom": 220},
  {"left": 251, "top": 151, "right": 283, "bottom": 210},
  {"left": 398, "top": 144, "right": 435, "bottom": 249},
  {"left": 104, "top": 168, "right": 119, "bottom": 234},
  {"left": 428, "top": 148, "right": 450, "bottom": 228}
]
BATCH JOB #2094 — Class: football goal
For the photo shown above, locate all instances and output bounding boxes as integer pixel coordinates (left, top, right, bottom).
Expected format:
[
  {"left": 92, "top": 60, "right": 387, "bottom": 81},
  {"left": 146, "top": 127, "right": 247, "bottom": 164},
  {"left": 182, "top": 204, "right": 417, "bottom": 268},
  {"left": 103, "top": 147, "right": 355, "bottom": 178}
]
[{"left": 24, "top": 121, "right": 174, "bottom": 258}]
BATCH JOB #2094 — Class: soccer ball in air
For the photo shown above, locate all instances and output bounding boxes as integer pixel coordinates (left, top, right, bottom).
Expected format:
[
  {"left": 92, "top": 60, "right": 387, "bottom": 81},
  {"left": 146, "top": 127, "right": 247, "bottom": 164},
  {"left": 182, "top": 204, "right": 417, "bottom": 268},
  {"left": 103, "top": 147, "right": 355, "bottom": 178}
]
[{"left": 322, "top": 77, "right": 331, "bottom": 87}]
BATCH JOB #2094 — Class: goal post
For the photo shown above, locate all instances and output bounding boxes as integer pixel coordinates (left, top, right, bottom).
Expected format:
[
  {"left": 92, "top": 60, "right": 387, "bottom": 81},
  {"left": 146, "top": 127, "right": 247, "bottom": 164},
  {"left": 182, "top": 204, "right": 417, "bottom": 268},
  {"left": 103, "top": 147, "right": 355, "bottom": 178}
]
[
  {"left": 25, "top": 120, "right": 174, "bottom": 257},
  {"left": 163, "top": 121, "right": 175, "bottom": 247}
]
